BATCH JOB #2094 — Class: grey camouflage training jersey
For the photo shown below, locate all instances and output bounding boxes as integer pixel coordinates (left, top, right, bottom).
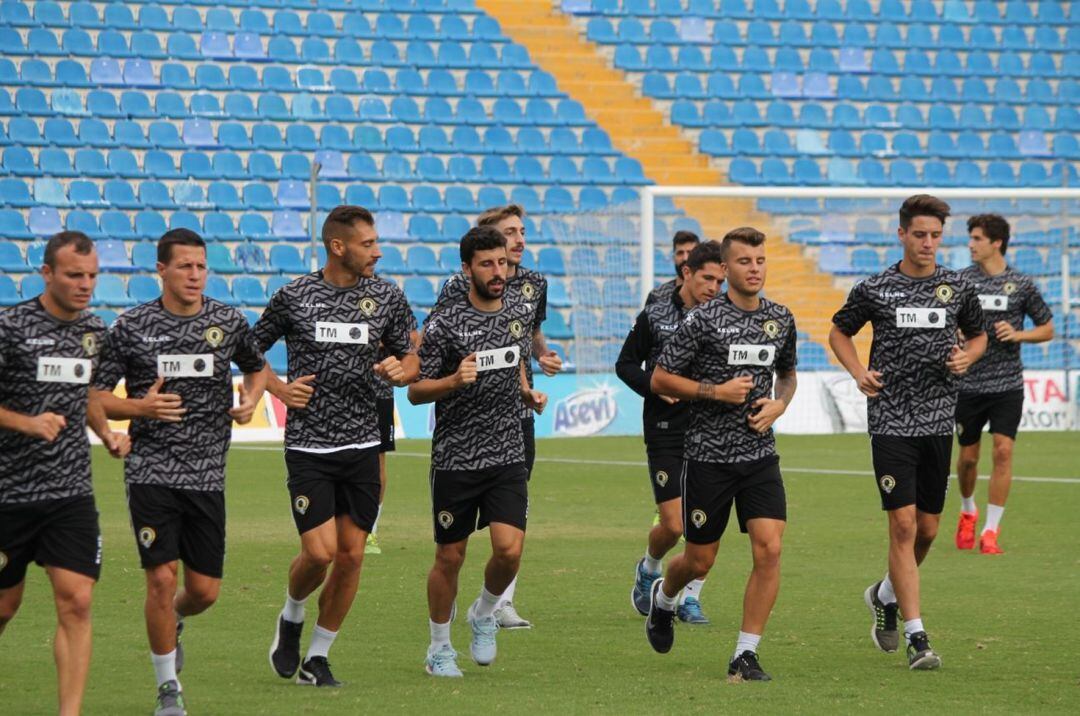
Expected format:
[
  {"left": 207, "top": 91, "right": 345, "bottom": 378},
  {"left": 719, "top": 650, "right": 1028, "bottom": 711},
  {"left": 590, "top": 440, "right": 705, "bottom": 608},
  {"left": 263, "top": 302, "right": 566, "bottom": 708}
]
[
  {"left": 657, "top": 294, "right": 798, "bottom": 464},
  {"left": 419, "top": 299, "right": 536, "bottom": 471},
  {"left": 0, "top": 299, "right": 106, "bottom": 504},
  {"left": 253, "top": 271, "right": 413, "bottom": 450},
  {"left": 832, "top": 263, "right": 985, "bottom": 436},
  {"left": 956, "top": 264, "right": 1053, "bottom": 394},
  {"left": 94, "top": 298, "right": 264, "bottom": 491}
]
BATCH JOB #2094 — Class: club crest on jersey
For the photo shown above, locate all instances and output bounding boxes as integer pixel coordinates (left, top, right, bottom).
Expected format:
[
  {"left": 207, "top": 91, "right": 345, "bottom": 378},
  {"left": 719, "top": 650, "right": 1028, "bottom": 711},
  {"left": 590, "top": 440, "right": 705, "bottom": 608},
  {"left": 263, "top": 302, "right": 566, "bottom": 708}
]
[
  {"left": 138, "top": 527, "right": 156, "bottom": 549},
  {"left": 0, "top": 550, "right": 7, "bottom": 572},
  {"left": 879, "top": 475, "right": 896, "bottom": 494},
  {"left": 1003, "top": 281, "right": 1017, "bottom": 295},
  {"left": 438, "top": 511, "right": 454, "bottom": 529},
  {"left": 293, "top": 495, "right": 310, "bottom": 515},
  {"left": 359, "top": 297, "right": 378, "bottom": 316},
  {"left": 655, "top": 470, "right": 668, "bottom": 487},
  {"left": 690, "top": 510, "right": 707, "bottom": 528},
  {"left": 509, "top": 319, "right": 524, "bottom": 338},
  {"left": 934, "top": 284, "right": 954, "bottom": 304},
  {"left": 521, "top": 282, "right": 536, "bottom": 300},
  {"left": 81, "top": 332, "right": 98, "bottom": 356},
  {"left": 762, "top": 320, "right": 780, "bottom": 339},
  {"left": 204, "top": 326, "right": 224, "bottom": 348}
]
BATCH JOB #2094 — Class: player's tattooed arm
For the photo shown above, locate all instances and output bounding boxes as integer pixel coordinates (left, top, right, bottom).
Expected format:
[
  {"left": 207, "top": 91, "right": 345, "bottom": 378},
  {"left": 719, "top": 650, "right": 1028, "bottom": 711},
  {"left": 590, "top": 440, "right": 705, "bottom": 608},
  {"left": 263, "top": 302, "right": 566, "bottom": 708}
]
[
  {"left": 652, "top": 366, "right": 752, "bottom": 404},
  {"left": 748, "top": 370, "right": 797, "bottom": 434}
]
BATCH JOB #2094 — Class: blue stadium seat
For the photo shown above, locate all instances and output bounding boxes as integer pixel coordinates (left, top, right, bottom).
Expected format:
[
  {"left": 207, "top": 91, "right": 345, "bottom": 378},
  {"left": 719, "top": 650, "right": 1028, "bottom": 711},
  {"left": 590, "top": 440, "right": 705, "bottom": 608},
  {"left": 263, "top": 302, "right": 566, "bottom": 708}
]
[
  {"left": 92, "top": 275, "right": 134, "bottom": 307},
  {"left": 403, "top": 277, "right": 437, "bottom": 306}
]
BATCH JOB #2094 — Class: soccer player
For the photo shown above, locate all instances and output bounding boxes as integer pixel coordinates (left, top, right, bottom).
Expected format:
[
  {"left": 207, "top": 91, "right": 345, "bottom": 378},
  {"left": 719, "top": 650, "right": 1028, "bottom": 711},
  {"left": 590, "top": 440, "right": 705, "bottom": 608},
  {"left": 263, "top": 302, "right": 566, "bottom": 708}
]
[
  {"left": 616, "top": 240, "right": 724, "bottom": 624},
  {"left": 429, "top": 204, "right": 560, "bottom": 629},
  {"left": 0, "top": 231, "right": 129, "bottom": 716},
  {"left": 829, "top": 195, "right": 987, "bottom": 670},
  {"left": 257, "top": 206, "right": 417, "bottom": 687},
  {"left": 954, "top": 215, "right": 1054, "bottom": 554},
  {"left": 366, "top": 284, "right": 420, "bottom": 556},
  {"left": 409, "top": 225, "right": 546, "bottom": 677},
  {"left": 645, "top": 230, "right": 701, "bottom": 306},
  {"left": 92, "top": 228, "right": 266, "bottom": 715},
  {"left": 646, "top": 228, "right": 798, "bottom": 682}
]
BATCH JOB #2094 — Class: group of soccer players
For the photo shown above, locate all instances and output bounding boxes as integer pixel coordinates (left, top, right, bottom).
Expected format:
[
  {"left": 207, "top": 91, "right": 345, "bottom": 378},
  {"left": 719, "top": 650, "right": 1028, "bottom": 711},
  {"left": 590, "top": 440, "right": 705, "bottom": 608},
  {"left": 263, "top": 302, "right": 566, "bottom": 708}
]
[
  {"left": 0, "top": 193, "right": 1056, "bottom": 712},
  {"left": 621, "top": 194, "right": 1053, "bottom": 680},
  {"left": 0, "top": 203, "right": 558, "bottom": 714}
]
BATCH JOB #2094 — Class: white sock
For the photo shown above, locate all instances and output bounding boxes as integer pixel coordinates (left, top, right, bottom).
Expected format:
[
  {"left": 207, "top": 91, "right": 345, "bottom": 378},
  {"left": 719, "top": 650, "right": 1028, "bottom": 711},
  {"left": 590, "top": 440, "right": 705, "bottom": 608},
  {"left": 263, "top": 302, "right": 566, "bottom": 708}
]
[
  {"left": 679, "top": 578, "right": 705, "bottom": 605},
  {"left": 982, "top": 504, "right": 1005, "bottom": 534},
  {"left": 499, "top": 576, "right": 517, "bottom": 606},
  {"left": 372, "top": 503, "right": 382, "bottom": 534},
  {"left": 151, "top": 650, "right": 179, "bottom": 688},
  {"left": 643, "top": 552, "right": 663, "bottom": 575},
  {"left": 474, "top": 586, "right": 502, "bottom": 619},
  {"left": 904, "top": 618, "right": 925, "bottom": 643},
  {"left": 877, "top": 574, "right": 896, "bottom": 605},
  {"left": 656, "top": 581, "right": 679, "bottom": 611},
  {"left": 429, "top": 619, "right": 451, "bottom": 651},
  {"left": 282, "top": 591, "right": 306, "bottom": 624},
  {"left": 960, "top": 495, "right": 977, "bottom": 514},
  {"left": 733, "top": 631, "right": 761, "bottom": 660},
  {"left": 306, "top": 625, "right": 337, "bottom": 660}
]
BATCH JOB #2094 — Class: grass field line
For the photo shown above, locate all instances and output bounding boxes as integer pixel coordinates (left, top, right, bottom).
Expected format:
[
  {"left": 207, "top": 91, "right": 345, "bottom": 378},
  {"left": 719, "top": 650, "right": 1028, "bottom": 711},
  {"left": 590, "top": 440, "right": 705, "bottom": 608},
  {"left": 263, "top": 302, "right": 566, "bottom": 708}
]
[{"left": 231, "top": 447, "right": 1080, "bottom": 484}]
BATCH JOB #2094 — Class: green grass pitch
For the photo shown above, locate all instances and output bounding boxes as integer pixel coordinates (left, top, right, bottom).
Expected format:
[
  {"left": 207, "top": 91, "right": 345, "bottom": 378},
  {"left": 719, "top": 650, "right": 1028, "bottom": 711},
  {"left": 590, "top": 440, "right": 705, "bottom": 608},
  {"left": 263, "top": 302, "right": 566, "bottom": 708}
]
[{"left": 1, "top": 433, "right": 1078, "bottom": 714}]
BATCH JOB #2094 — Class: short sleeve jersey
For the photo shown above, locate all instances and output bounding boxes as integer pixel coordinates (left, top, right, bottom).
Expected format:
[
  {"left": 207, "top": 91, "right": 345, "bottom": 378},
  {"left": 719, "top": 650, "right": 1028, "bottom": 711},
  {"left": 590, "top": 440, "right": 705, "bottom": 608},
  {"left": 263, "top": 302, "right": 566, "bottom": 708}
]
[
  {"left": 615, "top": 290, "right": 691, "bottom": 454},
  {"left": 657, "top": 294, "right": 798, "bottom": 464},
  {"left": 645, "top": 279, "right": 678, "bottom": 306},
  {"left": 253, "top": 272, "right": 413, "bottom": 449},
  {"left": 956, "top": 265, "right": 1053, "bottom": 394},
  {"left": 93, "top": 298, "right": 265, "bottom": 491},
  {"left": 370, "top": 277, "right": 418, "bottom": 401},
  {"left": 832, "top": 263, "right": 985, "bottom": 436},
  {"left": 430, "top": 266, "right": 547, "bottom": 419},
  {"left": 419, "top": 299, "right": 536, "bottom": 471},
  {"left": 0, "top": 300, "right": 106, "bottom": 504}
]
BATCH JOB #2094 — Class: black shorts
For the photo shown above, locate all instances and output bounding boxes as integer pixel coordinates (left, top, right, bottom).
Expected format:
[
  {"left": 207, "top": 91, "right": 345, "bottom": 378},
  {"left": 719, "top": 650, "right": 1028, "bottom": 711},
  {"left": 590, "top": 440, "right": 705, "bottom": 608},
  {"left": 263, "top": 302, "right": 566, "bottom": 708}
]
[
  {"left": 0, "top": 495, "right": 101, "bottom": 589},
  {"left": 284, "top": 446, "right": 380, "bottom": 535},
  {"left": 870, "top": 434, "right": 952, "bottom": 514},
  {"left": 522, "top": 417, "right": 536, "bottom": 478},
  {"left": 127, "top": 484, "right": 226, "bottom": 579},
  {"left": 376, "top": 397, "right": 396, "bottom": 453},
  {"left": 647, "top": 452, "right": 683, "bottom": 504},
  {"left": 430, "top": 463, "right": 528, "bottom": 544},
  {"left": 682, "top": 456, "right": 786, "bottom": 545},
  {"left": 956, "top": 390, "right": 1024, "bottom": 445}
]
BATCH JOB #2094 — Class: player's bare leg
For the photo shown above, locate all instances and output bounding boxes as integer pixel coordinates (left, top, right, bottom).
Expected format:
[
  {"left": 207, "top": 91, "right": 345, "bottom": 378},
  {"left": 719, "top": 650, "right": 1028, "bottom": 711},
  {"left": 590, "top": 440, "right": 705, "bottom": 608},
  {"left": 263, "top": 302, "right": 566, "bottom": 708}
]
[
  {"left": 48, "top": 566, "right": 94, "bottom": 716},
  {"left": 980, "top": 434, "right": 1014, "bottom": 554},
  {"left": 0, "top": 580, "right": 25, "bottom": 637},
  {"left": 314, "top": 516, "right": 367, "bottom": 632},
  {"left": 741, "top": 518, "right": 784, "bottom": 635}
]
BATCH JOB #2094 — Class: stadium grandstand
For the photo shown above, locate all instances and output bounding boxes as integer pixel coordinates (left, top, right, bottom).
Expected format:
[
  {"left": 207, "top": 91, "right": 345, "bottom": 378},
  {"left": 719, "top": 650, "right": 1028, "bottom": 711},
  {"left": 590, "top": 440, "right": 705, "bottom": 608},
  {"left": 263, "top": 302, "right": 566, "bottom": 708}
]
[{"left": 0, "top": 0, "right": 1076, "bottom": 375}]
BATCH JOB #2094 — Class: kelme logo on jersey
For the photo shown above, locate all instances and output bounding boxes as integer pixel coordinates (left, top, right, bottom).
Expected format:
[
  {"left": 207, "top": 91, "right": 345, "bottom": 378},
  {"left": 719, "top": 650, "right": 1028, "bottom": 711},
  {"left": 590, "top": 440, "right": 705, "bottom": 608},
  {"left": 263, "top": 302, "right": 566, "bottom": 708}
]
[
  {"left": 1003, "top": 281, "right": 1017, "bottom": 295},
  {"left": 553, "top": 385, "right": 618, "bottom": 437},
  {"left": 879, "top": 475, "right": 896, "bottom": 494},
  {"left": 509, "top": 319, "right": 524, "bottom": 338},
  {"left": 138, "top": 527, "right": 156, "bottom": 549},
  {"left": 762, "top": 320, "right": 780, "bottom": 339},
  {"left": 935, "top": 284, "right": 954, "bottom": 304},
  {"left": 359, "top": 297, "right": 377, "bottom": 316},
  {"left": 81, "top": 332, "right": 98, "bottom": 356},
  {"left": 205, "top": 326, "right": 224, "bottom": 348},
  {"left": 294, "top": 495, "right": 310, "bottom": 515},
  {"left": 521, "top": 282, "right": 536, "bottom": 300},
  {"left": 438, "top": 511, "right": 454, "bottom": 529},
  {"left": 655, "top": 470, "right": 668, "bottom": 487},
  {"left": 690, "top": 510, "right": 707, "bottom": 528}
]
